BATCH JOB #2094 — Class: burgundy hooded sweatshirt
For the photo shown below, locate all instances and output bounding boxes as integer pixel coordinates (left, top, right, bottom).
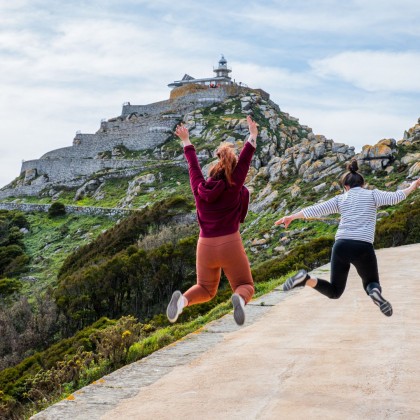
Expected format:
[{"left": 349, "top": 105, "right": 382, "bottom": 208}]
[{"left": 183, "top": 141, "right": 256, "bottom": 238}]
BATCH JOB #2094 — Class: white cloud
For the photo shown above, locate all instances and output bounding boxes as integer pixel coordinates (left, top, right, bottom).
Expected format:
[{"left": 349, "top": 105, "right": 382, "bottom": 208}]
[
  {"left": 311, "top": 51, "right": 420, "bottom": 92},
  {"left": 236, "top": 0, "right": 420, "bottom": 36}
]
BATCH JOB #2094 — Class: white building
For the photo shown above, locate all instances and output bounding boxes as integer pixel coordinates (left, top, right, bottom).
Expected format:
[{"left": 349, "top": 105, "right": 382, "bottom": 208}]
[{"left": 168, "top": 55, "right": 233, "bottom": 89}]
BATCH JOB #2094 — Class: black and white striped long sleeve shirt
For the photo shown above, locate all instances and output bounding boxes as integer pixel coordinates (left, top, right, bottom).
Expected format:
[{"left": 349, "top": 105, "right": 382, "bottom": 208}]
[{"left": 302, "top": 187, "right": 406, "bottom": 243}]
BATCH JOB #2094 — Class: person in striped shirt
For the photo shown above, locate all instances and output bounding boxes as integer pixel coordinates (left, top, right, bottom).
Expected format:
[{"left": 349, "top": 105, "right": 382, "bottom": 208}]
[{"left": 274, "top": 159, "right": 420, "bottom": 316}]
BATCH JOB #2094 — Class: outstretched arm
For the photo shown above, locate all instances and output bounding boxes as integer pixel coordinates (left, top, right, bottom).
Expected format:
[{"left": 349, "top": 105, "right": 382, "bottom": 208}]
[
  {"left": 373, "top": 178, "right": 420, "bottom": 207},
  {"left": 275, "top": 196, "right": 340, "bottom": 229},
  {"left": 275, "top": 211, "right": 304, "bottom": 229},
  {"left": 402, "top": 179, "right": 420, "bottom": 196}
]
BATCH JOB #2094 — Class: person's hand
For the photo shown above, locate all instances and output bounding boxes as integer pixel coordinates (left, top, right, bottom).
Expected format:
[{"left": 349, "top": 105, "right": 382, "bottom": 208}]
[
  {"left": 408, "top": 178, "right": 420, "bottom": 192},
  {"left": 175, "top": 124, "right": 191, "bottom": 145},
  {"left": 247, "top": 115, "right": 258, "bottom": 146},
  {"left": 274, "top": 215, "right": 294, "bottom": 229}
]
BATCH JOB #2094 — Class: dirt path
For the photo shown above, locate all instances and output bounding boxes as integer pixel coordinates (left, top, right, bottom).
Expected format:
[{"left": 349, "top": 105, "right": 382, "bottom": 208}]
[{"left": 33, "top": 244, "right": 420, "bottom": 420}]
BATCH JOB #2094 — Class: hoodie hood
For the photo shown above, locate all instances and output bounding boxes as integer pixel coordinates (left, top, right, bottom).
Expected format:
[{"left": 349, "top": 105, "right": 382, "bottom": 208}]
[{"left": 197, "top": 178, "right": 226, "bottom": 203}]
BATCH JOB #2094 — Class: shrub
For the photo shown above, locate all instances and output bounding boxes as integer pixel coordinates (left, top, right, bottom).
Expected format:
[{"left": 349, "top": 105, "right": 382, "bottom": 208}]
[
  {"left": 375, "top": 198, "right": 420, "bottom": 248},
  {"left": 48, "top": 202, "right": 66, "bottom": 218},
  {"left": 0, "top": 278, "right": 22, "bottom": 298}
]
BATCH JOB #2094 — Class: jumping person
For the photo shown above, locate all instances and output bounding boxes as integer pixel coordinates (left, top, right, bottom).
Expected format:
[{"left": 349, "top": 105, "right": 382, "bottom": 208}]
[
  {"left": 275, "top": 159, "right": 420, "bottom": 316},
  {"left": 166, "top": 115, "right": 258, "bottom": 325}
]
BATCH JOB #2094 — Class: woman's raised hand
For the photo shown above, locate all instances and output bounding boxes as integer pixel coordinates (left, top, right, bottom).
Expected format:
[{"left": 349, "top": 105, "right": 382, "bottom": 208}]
[
  {"left": 175, "top": 124, "right": 192, "bottom": 146},
  {"left": 246, "top": 115, "right": 258, "bottom": 146}
]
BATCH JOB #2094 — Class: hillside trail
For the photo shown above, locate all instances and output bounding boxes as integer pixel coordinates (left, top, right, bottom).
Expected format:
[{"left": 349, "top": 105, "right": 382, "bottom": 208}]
[{"left": 33, "top": 243, "right": 420, "bottom": 420}]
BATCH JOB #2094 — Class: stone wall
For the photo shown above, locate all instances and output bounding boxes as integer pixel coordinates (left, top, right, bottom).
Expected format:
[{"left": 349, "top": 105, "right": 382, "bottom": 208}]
[
  {"left": 0, "top": 202, "right": 133, "bottom": 218},
  {"left": 21, "top": 158, "right": 148, "bottom": 182}
]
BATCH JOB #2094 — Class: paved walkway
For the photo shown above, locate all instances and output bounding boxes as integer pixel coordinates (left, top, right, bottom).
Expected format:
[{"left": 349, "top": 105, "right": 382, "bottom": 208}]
[{"left": 33, "top": 244, "right": 420, "bottom": 420}]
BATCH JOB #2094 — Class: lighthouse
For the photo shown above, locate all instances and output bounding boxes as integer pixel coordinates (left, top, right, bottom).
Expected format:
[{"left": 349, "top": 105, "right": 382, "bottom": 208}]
[
  {"left": 168, "top": 55, "right": 233, "bottom": 88},
  {"left": 213, "top": 54, "right": 232, "bottom": 80}
]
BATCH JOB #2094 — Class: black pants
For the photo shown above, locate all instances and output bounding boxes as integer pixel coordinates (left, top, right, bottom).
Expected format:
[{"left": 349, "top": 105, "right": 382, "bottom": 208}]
[{"left": 314, "top": 239, "right": 381, "bottom": 299}]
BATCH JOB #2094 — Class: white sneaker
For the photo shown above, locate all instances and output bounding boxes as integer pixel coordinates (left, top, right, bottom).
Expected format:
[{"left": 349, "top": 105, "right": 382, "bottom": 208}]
[
  {"left": 283, "top": 269, "right": 309, "bottom": 291},
  {"left": 167, "top": 291, "right": 184, "bottom": 323},
  {"left": 231, "top": 294, "right": 245, "bottom": 326},
  {"left": 369, "top": 288, "right": 393, "bottom": 317}
]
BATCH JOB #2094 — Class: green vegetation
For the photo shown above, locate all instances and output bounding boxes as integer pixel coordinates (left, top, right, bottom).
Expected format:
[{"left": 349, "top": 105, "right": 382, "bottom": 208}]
[
  {"left": 48, "top": 201, "right": 66, "bottom": 217},
  {"left": 0, "top": 211, "right": 30, "bottom": 281},
  {"left": 375, "top": 196, "right": 420, "bottom": 248},
  {"left": 21, "top": 212, "right": 115, "bottom": 293}
]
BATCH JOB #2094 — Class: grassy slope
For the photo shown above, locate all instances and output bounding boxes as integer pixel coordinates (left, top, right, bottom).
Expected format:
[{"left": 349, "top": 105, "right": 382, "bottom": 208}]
[{"left": 21, "top": 213, "right": 115, "bottom": 296}]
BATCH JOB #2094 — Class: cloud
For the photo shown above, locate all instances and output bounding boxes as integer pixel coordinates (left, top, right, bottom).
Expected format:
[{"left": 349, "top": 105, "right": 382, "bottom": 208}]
[
  {"left": 310, "top": 51, "right": 420, "bottom": 92},
  {"left": 236, "top": 0, "right": 420, "bottom": 36}
]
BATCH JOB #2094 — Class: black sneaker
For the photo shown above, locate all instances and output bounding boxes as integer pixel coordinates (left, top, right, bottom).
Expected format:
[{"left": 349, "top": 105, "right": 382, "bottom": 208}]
[
  {"left": 231, "top": 294, "right": 245, "bottom": 326},
  {"left": 369, "top": 288, "right": 393, "bottom": 317},
  {"left": 166, "top": 290, "right": 183, "bottom": 323},
  {"left": 283, "top": 269, "right": 310, "bottom": 292}
]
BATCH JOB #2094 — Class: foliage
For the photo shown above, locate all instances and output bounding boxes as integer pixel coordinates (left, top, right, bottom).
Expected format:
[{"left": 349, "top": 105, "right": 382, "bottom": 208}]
[
  {"left": 0, "top": 278, "right": 22, "bottom": 299},
  {"left": 23, "top": 348, "right": 98, "bottom": 411},
  {"left": 0, "top": 211, "right": 30, "bottom": 280},
  {"left": 0, "top": 317, "right": 114, "bottom": 409},
  {"left": 0, "top": 293, "right": 60, "bottom": 372},
  {"left": 48, "top": 202, "right": 66, "bottom": 218},
  {"left": 58, "top": 195, "right": 193, "bottom": 279},
  {"left": 22, "top": 212, "right": 115, "bottom": 293},
  {"left": 90, "top": 316, "right": 144, "bottom": 368},
  {"left": 375, "top": 197, "right": 420, "bottom": 248},
  {"left": 55, "top": 234, "right": 198, "bottom": 333}
]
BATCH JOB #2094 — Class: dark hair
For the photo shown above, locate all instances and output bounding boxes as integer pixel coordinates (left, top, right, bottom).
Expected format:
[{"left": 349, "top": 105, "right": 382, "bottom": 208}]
[
  {"left": 340, "top": 159, "right": 364, "bottom": 188},
  {"left": 209, "top": 142, "right": 238, "bottom": 186}
]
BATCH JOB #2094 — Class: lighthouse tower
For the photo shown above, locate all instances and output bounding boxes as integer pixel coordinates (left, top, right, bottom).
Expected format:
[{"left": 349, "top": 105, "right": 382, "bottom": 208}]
[
  {"left": 213, "top": 54, "right": 232, "bottom": 80},
  {"left": 168, "top": 55, "right": 233, "bottom": 88}
]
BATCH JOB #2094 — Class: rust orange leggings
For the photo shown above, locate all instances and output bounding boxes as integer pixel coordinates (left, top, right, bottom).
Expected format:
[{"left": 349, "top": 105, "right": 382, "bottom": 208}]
[{"left": 184, "top": 231, "right": 254, "bottom": 306}]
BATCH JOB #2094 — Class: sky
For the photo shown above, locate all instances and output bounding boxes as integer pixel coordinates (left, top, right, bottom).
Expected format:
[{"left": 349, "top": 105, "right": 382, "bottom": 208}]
[{"left": 1, "top": 0, "right": 419, "bottom": 188}]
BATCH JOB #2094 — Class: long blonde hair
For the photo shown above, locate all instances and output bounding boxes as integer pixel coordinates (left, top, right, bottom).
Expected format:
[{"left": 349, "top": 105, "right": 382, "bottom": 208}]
[{"left": 209, "top": 142, "right": 238, "bottom": 186}]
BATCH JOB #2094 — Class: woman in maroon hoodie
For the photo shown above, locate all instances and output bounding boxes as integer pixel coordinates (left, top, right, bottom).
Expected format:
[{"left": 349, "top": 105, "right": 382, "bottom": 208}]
[{"left": 166, "top": 115, "right": 258, "bottom": 325}]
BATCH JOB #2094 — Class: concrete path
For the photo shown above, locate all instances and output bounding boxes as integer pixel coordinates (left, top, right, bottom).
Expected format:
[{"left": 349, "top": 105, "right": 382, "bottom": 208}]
[{"left": 33, "top": 244, "right": 420, "bottom": 420}]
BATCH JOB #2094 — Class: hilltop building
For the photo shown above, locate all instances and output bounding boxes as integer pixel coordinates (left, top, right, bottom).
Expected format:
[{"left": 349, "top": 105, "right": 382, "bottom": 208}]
[{"left": 168, "top": 55, "right": 233, "bottom": 88}]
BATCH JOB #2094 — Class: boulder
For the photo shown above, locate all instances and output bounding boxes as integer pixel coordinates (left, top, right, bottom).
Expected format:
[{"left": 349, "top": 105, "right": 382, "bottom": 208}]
[
  {"left": 74, "top": 179, "right": 101, "bottom": 200},
  {"left": 313, "top": 182, "right": 327, "bottom": 193},
  {"left": 408, "top": 162, "right": 420, "bottom": 178},
  {"left": 249, "top": 184, "right": 278, "bottom": 213},
  {"left": 24, "top": 168, "right": 37, "bottom": 184},
  {"left": 31, "top": 175, "right": 49, "bottom": 185},
  {"left": 310, "top": 142, "right": 326, "bottom": 160},
  {"left": 401, "top": 153, "right": 420, "bottom": 165}
]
